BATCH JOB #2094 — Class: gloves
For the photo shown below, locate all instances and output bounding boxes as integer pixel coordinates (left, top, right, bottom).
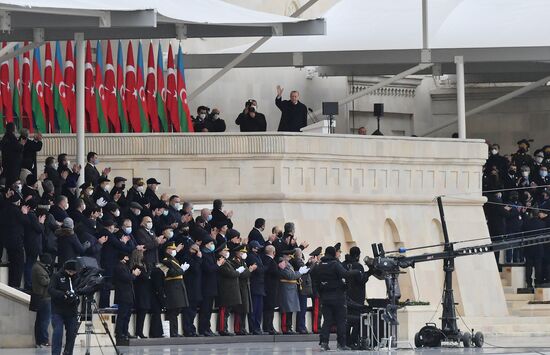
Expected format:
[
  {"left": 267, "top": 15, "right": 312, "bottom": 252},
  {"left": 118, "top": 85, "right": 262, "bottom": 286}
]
[
  {"left": 96, "top": 197, "right": 107, "bottom": 207},
  {"left": 180, "top": 262, "right": 190, "bottom": 272},
  {"left": 236, "top": 266, "right": 246, "bottom": 274},
  {"left": 82, "top": 241, "right": 91, "bottom": 249},
  {"left": 298, "top": 266, "right": 310, "bottom": 275}
]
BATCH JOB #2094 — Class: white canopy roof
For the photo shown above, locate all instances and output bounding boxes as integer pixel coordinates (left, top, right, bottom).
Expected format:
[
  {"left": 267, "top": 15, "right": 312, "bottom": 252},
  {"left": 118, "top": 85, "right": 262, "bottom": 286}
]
[
  {"left": 0, "top": 0, "right": 326, "bottom": 40},
  {"left": 185, "top": 0, "right": 550, "bottom": 82}
]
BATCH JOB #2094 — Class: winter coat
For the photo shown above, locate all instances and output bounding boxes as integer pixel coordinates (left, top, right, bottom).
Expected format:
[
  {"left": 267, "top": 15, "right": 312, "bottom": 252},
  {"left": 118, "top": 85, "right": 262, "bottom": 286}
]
[
  {"left": 113, "top": 261, "right": 135, "bottom": 305},
  {"left": 162, "top": 255, "right": 189, "bottom": 309},
  {"left": 216, "top": 260, "right": 241, "bottom": 307},
  {"left": 246, "top": 251, "right": 265, "bottom": 296},
  {"left": 277, "top": 264, "right": 301, "bottom": 312},
  {"left": 261, "top": 254, "right": 279, "bottom": 309},
  {"left": 229, "top": 256, "right": 251, "bottom": 314}
]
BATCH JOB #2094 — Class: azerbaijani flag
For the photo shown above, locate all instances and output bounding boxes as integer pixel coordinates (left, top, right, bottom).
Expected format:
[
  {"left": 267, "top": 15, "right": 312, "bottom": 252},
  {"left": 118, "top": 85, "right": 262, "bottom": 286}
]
[
  {"left": 176, "top": 44, "right": 193, "bottom": 132},
  {"left": 12, "top": 44, "right": 22, "bottom": 129},
  {"left": 116, "top": 41, "right": 128, "bottom": 132},
  {"left": 31, "top": 47, "right": 47, "bottom": 132},
  {"left": 94, "top": 40, "right": 108, "bottom": 133},
  {"left": 53, "top": 41, "right": 71, "bottom": 133},
  {"left": 156, "top": 42, "right": 168, "bottom": 132},
  {"left": 22, "top": 42, "right": 33, "bottom": 132},
  {"left": 44, "top": 42, "right": 54, "bottom": 132},
  {"left": 136, "top": 42, "right": 149, "bottom": 132}
]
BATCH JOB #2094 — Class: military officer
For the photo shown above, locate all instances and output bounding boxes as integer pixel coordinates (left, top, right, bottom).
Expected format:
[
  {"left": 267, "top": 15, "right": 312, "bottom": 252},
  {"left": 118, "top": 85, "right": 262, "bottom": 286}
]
[{"left": 161, "top": 243, "right": 190, "bottom": 337}]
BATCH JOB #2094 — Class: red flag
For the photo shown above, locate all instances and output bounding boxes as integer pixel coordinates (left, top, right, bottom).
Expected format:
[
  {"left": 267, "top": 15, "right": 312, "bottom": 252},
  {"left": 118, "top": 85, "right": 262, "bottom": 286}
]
[
  {"left": 125, "top": 41, "right": 140, "bottom": 132},
  {"left": 44, "top": 42, "right": 54, "bottom": 132},
  {"left": 64, "top": 40, "right": 76, "bottom": 132},
  {"left": 145, "top": 42, "right": 159, "bottom": 132},
  {"left": 166, "top": 43, "right": 179, "bottom": 131},
  {"left": 22, "top": 42, "right": 33, "bottom": 132},
  {"left": 104, "top": 41, "right": 120, "bottom": 132},
  {"left": 1, "top": 42, "right": 13, "bottom": 125},
  {"left": 85, "top": 40, "right": 98, "bottom": 133}
]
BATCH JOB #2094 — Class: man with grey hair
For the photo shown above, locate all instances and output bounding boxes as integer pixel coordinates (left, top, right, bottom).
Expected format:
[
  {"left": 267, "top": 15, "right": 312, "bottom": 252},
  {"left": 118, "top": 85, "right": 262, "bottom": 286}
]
[
  {"left": 275, "top": 85, "right": 307, "bottom": 132},
  {"left": 19, "top": 128, "right": 43, "bottom": 177},
  {"left": 261, "top": 244, "right": 279, "bottom": 334}
]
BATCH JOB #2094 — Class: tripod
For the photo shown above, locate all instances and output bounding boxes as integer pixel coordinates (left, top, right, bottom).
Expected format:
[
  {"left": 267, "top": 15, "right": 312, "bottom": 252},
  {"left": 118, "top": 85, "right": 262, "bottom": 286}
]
[{"left": 77, "top": 295, "right": 122, "bottom": 355}]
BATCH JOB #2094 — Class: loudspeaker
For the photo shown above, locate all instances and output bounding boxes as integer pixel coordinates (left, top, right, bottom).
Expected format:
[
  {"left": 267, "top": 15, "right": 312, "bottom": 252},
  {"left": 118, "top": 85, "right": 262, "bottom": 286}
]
[
  {"left": 322, "top": 102, "right": 339, "bottom": 116},
  {"left": 374, "top": 103, "right": 384, "bottom": 117}
]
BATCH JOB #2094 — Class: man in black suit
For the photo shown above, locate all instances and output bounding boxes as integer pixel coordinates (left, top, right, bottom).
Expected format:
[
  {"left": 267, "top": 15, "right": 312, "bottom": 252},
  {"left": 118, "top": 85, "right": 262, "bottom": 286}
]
[
  {"left": 144, "top": 178, "right": 161, "bottom": 208},
  {"left": 20, "top": 128, "right": 43, "bottom": 177},
  {"left": 1, "top": 122, "right": 24, "bottom": 186},
  {"left": 247, "top": 218, "right": 266, "bottom": 246},
  {"left": 84, "top": 151, "right": 110, "bottom": 186},
  {"left": 261, "top": 244, "right": 279, "bottom": 334},
  {"left": 215, "top": 221, "right": 229, "bottom": 247},
  {"left": 275, "top": 85, "right": 307, "bottom": 132}
]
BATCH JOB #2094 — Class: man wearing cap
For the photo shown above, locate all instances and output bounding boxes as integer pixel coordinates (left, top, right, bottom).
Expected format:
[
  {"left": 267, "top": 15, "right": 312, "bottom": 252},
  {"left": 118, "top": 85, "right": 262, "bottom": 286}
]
[
  {"left": 79, "top": 181, "right": 97, "bottom": 210},
  {"left": 261, "top": 244, "right": 279, "bottom": 334},
  {"left": 229, "top": 244, "right": 255, "bottom": 335},
  {"left": 181, "top": 243, "right": 203, "bottom": 337},
  {"left": 55, "top": 217, "right": 89, "bottom": 266},
  {"left": 113, "top": 251, "right": 141, "bottom": 342},
  {"left": 48, "top": 260, "right": 80, "bottom": 355},
  {"left": 246, "top": 240, "right": 266, "bottom": 335},
  {"left": 93, "top": 176, "right": 112, "bottom": 208},
  {"left": 311, "top": 246, "right": 359, "bottom": 351},
  {"left": 512, "top": 139, "right": 534, "bottom": 172},
  {"left": 162, "top": 243, "right": 190, "bottom": 337},
  {"left": 110, "top": 177, "right": 128, "bottom": 208},
  {"left": 125, "top": 202, "right": 144, "bottom": 232},
  {"left": 84, "top": 151, "right": 110, "bottom": 187},
  {"left": 61, "top": 175, "right": 79, "bottom": 212},
  {"left": 126, "top": 178, "right": 148, "bottom": 208},
  {"left": 309, "top": 247, "right": 323, "bottom": 334},
  {"left": 216, "top": 242, "right": 243, "bottom": 336},
  {"left": 278, "top": 249, "right": 309, "bottom": 335},
  {"left": 145, "top": 178, "right": 161, "bottom": 208},
  {"left": 99, "top": 219, "right": 133, "bottom": 308},
  {"left": 198, "top": 236, "right": 224, "bottom": 336}
]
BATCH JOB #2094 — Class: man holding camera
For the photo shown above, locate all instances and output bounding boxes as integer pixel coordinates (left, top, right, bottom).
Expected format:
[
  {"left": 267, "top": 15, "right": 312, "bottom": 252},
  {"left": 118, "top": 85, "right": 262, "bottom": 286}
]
[
  {"left": 48, "top": 260, "right": 80, "bottom": 355},
  {"left": 235, "top": 99, "right": 267, "bottom": 132}
]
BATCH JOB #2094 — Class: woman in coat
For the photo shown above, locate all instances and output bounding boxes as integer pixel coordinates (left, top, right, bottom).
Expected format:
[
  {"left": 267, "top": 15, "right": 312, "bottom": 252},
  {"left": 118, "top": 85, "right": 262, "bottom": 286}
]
[
  {"left": 130, "top": 249, "right": 151, "bottom": 339},
  {"left": 161, "top": 243, "right": 189, "bottom": 337}
]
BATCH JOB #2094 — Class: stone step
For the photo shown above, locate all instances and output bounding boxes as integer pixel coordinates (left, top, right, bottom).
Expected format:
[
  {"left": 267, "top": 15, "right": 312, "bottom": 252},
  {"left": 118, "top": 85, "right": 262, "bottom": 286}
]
[{"left": 505, "top": 293, "right": 535, "bottom": 301}]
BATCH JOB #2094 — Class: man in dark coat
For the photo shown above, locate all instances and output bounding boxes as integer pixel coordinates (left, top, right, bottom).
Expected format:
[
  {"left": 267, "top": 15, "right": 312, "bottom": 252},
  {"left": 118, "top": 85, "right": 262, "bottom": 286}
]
[
  {"left": 261, "top": 244, "right": 279, "bottom": 334},
  {"left": 198, "top": 236, "right": 222, "bottom": 336},
  {"left": 229, "top": 244, "right": 254, "bottom": 335},
  {"left": 126, "top": 178, "right": 148, "bottom": 208},
  {"left": 0, "top": 194, "right": 29, "bottom": 287},
  {"left": 134, "top": 216, "right": 166, "bottom": 268},
  {"left": 205, "top": 108, "right": 227, "bottom": 132},
  {"left": 113, "top": 252, "right": 140, "bottom": 341},
  {"left": 216, "top": 242, "right": 242, "bottom": 336},
  {"left": 144, "top": 178, "right": 161, "bottom": 208},
  {"left": 278, "top": 249, "right": 306, "bottom": 334},
  {"left": 181, "top": 243, "right": 203, "bottom": 337},
  {"left": 246, "top": 240, "right": 265, "bottom": 334},
  {"left": 1, "top": 122, "right": 24, "bottom": 185},
  {"left": 162, "top": 243, "right": 190, "bottom": 337},
  {"left": 311, "top": 246, "right": 359, "bottom": 351},
  {"left": 524, "top": 210, "right": 547, "bottom": 288},
  {"left": 84, "top": 151, "right": 110, "bottom": 186},
  {"left": 149, "top": 263, "right": 167, "bottom": 338},
  {"left": 23, "top": 201, "right": 44, "bottom": 290},
  {"left": 44, "top": 156, "right": 63, "bottom": 196},
  {"left": 215, "top": 221, "right": 229, "bottom": 247},
  {"left": 110, "top": 176, "right": 128, "bottom": 209},
  {"left": 275, "top": 86, "right": 307, "bottom": 132},
  {"left": 247, "top": 218, "right": 266, "bottom": 246},
  {"left": 235, "top": 100, "right": 267, "bottom": 132},
  {"left": 20, "top": 128, "right": 43, "bottom": 177},
  {"left": 56, "top": 218, "right": 89, "bottom": 266},
  {"left": 211, "top": 199, "right": 233, "bottom": 230}
]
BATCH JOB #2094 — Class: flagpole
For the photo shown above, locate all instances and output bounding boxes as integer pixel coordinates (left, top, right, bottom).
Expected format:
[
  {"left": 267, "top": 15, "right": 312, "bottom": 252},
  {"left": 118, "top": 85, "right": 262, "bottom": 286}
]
[{"left": 75, "top": 33, "right": 85, "bottom": 188}]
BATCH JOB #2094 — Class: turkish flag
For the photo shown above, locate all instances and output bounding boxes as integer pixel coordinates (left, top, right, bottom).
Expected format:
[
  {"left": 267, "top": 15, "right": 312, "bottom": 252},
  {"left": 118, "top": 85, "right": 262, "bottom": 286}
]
[
  {"left": 125, "top": 41, "right": 140, "bottom": 132},
  {"left": 85, "top": 40, "right": 98, "bottom": 133}
]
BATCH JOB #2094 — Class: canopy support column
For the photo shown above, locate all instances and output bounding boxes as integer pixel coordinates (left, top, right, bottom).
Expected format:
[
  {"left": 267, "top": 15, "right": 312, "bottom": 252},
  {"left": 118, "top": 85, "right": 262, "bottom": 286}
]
[
  {"left": 75, "top": 32, "right": 85, "bottom": 187},
  {"left": 188, "top": 0, "right": 321, "bottom": 102},
  {"left": 455, "top": 56, "right": 466, "bottom": 139},
  {"left": 312, "top": 63, "right": 433, "bottom": 117}
]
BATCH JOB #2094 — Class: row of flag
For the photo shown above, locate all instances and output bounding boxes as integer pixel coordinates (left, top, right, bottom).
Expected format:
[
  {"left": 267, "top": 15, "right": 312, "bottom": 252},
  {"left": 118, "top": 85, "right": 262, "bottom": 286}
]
[{"left": 0, "top": 40, "right": 194, "bottom": 134}]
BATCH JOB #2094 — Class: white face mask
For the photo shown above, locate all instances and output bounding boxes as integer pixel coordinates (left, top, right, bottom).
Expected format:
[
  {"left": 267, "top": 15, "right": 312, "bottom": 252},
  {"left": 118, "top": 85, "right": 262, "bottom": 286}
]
[
  {"left": 167, "top": 231, "right": 174, "bottom": 239},
  {"left": 541, "top": 171, "right": 548, "bottom": 178},
  {"left": 199, "top": 113, "right": 206, "bottom": 119},
  {"left": 251, "top": 105, "right": 257, "bottom": 110},
  {"left": 174, "top": 203, "right": 181, "bottom": 211},
  {"left": 137, "top": 186, "right": 145, "bottom": 193},
  {"left": 67, "top": 160, "right": 71, "bottom": 167},
  {"left": 240, "top": 253, "right": 248, "bottom": 260},
  {"left": 132, "top": 209, "right": 141, "bottom": 216},
  {"left": 213, "top": 114, "right": 219, "bottom": 120},
  {"left": 15, "top": 184, "right": 22, "bottom": 192},
  {"left": 522, "top": 171, "right": 530, "bottom": 178},
  {"left": 222, "top": 251, "right": 230, "bottom": 259},
  {"left": 163, "top": 210, "right": 169, "bottom": 216},
  {"left": 536, "top": 157, "right": 544, "bottom": 164},
  {"left": 123, "top": 227, "right": 132, "bottom": 234},
  {"left": 82, "top": 204, "right": 86, "bottom": 211},
  {"left": 170, "top": 250, "right": 177, "bottom": 257},
  {"left": 98, "top": 212, "right": 103, "bottom": 218},
  {"left": 114, "top": 210, "right": 120, "bottom": 217},
  {"left": 53, "top": 163, "right": 59, "bottom": 170},
  {"left": 145, "top": 222, "right": 153, "bottom": 230},
  {"left": 490, "top": 149, "right": 498, "bottom": 155},
  {"left": 87, "top": 189, "right": 94, "bottom": 196},
  {"left": 104, "top": 184, "right": 111, "bottom": 192}
]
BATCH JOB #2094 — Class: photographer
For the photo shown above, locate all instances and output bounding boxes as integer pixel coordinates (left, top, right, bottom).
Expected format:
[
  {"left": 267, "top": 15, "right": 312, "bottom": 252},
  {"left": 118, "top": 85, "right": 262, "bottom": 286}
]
[
  {"left": 30, "top": 253, "right": 54, "bottom": 348},
  {"left": 48, "top": 260, "right": 80, "bottom": 355},
  {"left": 235, "top": 99, "right": 267, "bottom": 132}
]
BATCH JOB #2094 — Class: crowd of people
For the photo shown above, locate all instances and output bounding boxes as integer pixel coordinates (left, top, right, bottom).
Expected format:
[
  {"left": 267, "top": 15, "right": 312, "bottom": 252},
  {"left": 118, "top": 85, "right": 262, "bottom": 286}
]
[
  {"left": 192, "top": 86, "right": 307, "bottom": 133},
  {"left": 483, "top": 139, "right": 550, "bottom": 288},
  {"left": 0, "top": 121, "right": 373, "bottom": 354}
]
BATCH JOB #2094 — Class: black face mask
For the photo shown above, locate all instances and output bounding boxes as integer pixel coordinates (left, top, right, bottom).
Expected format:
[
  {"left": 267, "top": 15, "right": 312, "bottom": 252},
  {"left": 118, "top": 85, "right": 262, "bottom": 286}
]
[
  {"left": 277, "top": 232, "right": 283, "bottom": 239},
  {"left": 120, "top": 184, "right": 126, "bottom": 190},
  {"left": 518, "top": 147, "right": 527, "bottom": 153},
  {"left": 509, "top": 169, "right": 516, "bottom": 175}
]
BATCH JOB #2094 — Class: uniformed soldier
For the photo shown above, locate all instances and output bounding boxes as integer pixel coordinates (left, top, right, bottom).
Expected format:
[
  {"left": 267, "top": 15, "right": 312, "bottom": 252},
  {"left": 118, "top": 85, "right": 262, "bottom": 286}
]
[
  {"left": 216, "top": 242, "right": 245, "bottom": 336},
  {"left": 229, "top": 244, "right": 256, "bottom": 335},
  {"left": 161, "top": 243, "right": 190, "bottom": 337},
  {"left": 278, "top": 249, "right": 309, "bottom": 334},
  {"left": 311, "top": 246, "right": 359, "bottom": 351},
  {"left": 309, "top": 247, "right": 323, "bottom": 334}
]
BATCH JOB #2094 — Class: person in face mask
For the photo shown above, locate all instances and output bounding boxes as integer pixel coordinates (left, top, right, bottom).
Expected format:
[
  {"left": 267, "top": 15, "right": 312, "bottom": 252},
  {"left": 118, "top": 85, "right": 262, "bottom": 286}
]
[
  {"left": 162, "top": 242, "right": 190, "bottom": 337},
  {"left": 49, "top": 195, "right": 70, "bottom": 224},
  {"left": 198, "top": 236, "right": 224, "bottom": 336},
  {"left": 110, "top": 176, "right": 128, "bottom": 208},
  {"left": 135, "top": 216, "right": 166, "bottom": 269},
  {"left": 193, "top": 106, "right": 210, "bottom": 132},
  {"left": 126, "top": 178, "right": 148, "bottom": 208},
  {"left": 215, "top": 242, "right": 242, "bottom": 336},
  {"left": 44, "top": 156, "right": 63, "bottom": 195},
  {"left": 485, "top": 143, "right": 508, "bottom": 180},
  {"left": 236, "top": 99, "right": 267, "bottom": 132},
  {"left": 84, "top": 151, "right": 111, "bottom": 187},
  {"left": 144, "top": 178, "right": 161, "bottom": 208},
  {"left": 535, "top": 166, "right": 550, "bottom": 189},
  {"left": 228, "top": 244, "right": 255, "bottom": 336},
  {"left": 204, "top": 108, "right": 226, "bottom": 133},
  {"left": 166, "top": 195, "right": 183, "bottom": 228},
  {"left": 517, "top": 165, "right": 532, "bottom": 188},
  {"left": 93, "top": 177, "right": 113, "bottom": 207},
  {"left": 512, "top": 139, "right": 534, "bottom": 173},
  {"left": 79, "top": 181, "right": 98, "bottom": 211}
]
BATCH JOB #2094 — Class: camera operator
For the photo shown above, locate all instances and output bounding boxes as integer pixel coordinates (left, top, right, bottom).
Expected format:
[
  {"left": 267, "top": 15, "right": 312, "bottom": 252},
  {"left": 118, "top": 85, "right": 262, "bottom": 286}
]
[
  {"left": 235, "top": 99, "right": 267, "bottom": 132},
  {"left": 48, "top": 260, "right": 80, "bottom": 355},
  {"left": 311, "top": 246, "right": 359, "bottom": 351},
  {"left": 205, "top": 108, "right": 226, "bottom": 133}
]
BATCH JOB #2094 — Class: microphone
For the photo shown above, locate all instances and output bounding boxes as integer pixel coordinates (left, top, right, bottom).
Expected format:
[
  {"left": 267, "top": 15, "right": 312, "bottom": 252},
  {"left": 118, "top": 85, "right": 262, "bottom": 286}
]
[{"left": 307, "top": 108, "right": 318, "bottom": 123}]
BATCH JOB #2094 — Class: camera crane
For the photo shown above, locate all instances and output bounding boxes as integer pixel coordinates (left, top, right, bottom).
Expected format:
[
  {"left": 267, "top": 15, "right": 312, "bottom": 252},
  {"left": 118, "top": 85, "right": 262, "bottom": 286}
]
[{"left": 369, "top": 197, "right": 550, "bottom": 348}]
